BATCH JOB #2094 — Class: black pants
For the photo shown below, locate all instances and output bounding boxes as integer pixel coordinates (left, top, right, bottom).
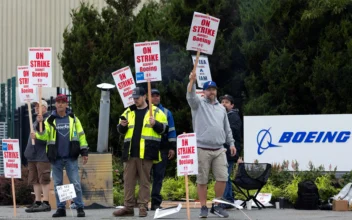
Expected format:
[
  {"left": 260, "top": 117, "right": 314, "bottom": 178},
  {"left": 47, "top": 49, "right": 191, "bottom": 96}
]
[{"left": 151, "top": 150, "right": 168, "bottom": 206}]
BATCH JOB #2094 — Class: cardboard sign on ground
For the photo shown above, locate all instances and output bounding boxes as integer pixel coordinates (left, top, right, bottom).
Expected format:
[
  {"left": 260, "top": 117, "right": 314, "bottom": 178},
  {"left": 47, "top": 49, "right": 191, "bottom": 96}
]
[
  {"left": 17, "top": 66, "right": 37, "bottom": 103},
  {"left": 186, "top": 12, "right": 220, "bottom": 55},
  {"left": 112, "top": 66, "right": 136, "bottom": 108},
  {"left": 177, "top": 133, "right": 198, "bottom": 176},
  {"left": 2, "top": 139, "right": 21, "bottom": 178},
  {"left": 57, "top": 184, "right": 77, "bottom": 203},
  {"left": 28, "top": 47, "right": 52, "bottom": 87},
  {"left": 191, "top": 55, "right": 212, "bottom": 88},
  {"left": 134, "top": 41, "right": 162, "bottom": 83}
]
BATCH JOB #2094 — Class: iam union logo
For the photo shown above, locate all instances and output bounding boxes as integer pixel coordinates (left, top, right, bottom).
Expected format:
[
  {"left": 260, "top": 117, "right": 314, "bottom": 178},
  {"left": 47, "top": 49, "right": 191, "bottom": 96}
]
[{"left": 257, "top": 128, "right": 281, "bottom": 155}]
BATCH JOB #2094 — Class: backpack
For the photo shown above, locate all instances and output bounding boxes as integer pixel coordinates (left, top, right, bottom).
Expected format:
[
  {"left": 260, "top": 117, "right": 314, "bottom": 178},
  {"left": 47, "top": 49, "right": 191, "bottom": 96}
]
[{"left": 294, "top": 180, "right": 320, "bottom": 210}]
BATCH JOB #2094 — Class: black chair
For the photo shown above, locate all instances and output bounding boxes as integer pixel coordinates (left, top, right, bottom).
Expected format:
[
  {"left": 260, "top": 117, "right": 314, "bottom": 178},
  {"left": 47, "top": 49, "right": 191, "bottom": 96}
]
[{"left": 232, "top": 163, "right": 272, "bottom": 209}]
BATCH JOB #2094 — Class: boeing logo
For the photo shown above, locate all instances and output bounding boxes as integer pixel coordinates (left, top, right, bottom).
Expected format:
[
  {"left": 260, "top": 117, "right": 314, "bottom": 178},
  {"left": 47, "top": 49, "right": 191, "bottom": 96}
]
[
  {"left": 257, "top": 128, "right": 281, "bottom": 155},
  {"left": 256, "top": 128, "right": 351, "bottom": 155}
]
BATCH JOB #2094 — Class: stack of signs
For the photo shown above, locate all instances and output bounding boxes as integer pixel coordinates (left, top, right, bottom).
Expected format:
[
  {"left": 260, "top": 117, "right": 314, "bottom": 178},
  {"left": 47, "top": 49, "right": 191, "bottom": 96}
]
[
  {"left": 134, "top": 41, "right": 162, "bottom": 83},
  {"left": 186, "top": 12, "right": 220, "bottom": 55},
  {"left": 191, "top": 55, "right": 211, "bottom": 88},
  {"left": 2, "top": 139, "right": 21, "bottom": 178},
  {"left": 17, "top": 66, "right": 37, "bottom": 103},
  {"left": 57, "top": 184, "right": 77, "bottom": 203},
  {"left": 177, "top": 133, "right": 198, "bottom": 176},
  {"left": 28, "top": 47, "right": 52, "bottom": 87},
  {"left": 112, "top": 66, "right": 136, "bottom": 108}
]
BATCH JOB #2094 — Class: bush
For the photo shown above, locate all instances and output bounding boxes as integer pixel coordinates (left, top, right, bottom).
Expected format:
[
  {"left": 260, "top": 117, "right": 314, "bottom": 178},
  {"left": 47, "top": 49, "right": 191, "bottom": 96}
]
[{"left": 0, "top": 166, "right": 33, "bottom": 205}]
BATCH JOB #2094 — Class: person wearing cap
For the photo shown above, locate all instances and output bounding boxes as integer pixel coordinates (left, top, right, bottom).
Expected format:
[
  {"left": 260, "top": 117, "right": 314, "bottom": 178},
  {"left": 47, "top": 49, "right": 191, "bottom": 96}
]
[
  {"left": 113, "top": 87, "right": 168, "bottom": 217},
  {"left": 219, "top": 94, "right": 242, "bottom": 208},
  {"left": 187, "top": 72, "right": 236, "bottom": 218},
  {"left": 32, "top": 94, "right": 88, "bottom": 218},
  {"left": 24, "top": 100, "right": 51, "bottom": 213},
  {"left": 150, "top": 88, "right": 177, "bottom": 210}
]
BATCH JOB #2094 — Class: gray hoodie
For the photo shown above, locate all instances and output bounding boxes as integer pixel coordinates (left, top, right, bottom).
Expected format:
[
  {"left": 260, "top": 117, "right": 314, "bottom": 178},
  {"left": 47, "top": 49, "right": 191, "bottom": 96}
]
[{"left": 186, "top": 83, "right": 235, "bottom": 149}]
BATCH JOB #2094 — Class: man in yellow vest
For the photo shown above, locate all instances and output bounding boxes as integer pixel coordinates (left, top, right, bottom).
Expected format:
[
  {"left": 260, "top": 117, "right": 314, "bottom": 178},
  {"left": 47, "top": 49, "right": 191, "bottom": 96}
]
[
  {"left": 33, "top": 94, "right": 88, "bottom": 218},
  {"left": 113, "top": 87, "right": 168, "bottom": 217}
]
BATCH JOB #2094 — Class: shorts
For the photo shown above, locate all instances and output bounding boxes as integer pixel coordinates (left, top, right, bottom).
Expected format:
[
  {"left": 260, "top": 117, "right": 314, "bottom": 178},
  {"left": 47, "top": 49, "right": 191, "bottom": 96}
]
[
  {"left": 196, "top": 148, "right": 228, "bottom": 184},
  {"left": 28, "top": 161, "right": 51, "bottom": 185}
]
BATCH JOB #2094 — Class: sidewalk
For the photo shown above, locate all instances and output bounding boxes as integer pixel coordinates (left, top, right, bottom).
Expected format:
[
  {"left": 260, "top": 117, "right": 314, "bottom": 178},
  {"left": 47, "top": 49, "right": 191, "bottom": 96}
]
[{"left": 1, "top": 205, "right": 352, "bottom": 220}]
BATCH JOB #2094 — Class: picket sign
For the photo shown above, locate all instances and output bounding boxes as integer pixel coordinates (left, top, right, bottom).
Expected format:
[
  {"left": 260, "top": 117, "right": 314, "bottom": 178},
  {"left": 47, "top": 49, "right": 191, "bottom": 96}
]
[
  {"left": 186, "top": 12, "right": 220, "bottom": 92},
  {"left": 191, "top": 55, "right": 212, "bottom": 88},
  {"left": 2, "top": 139, "right": 21, "bottom": 217},
  {"left": 134, "top": 41, "right": 162, "bottom": 116},
  {"left": 57, "top": 184, "right": 77, "bottom": 217},
  {"left": 177, "top": 133, "right": 198, "bottom": 220},
  {"left": 112, "top": 66, "right": 136, "bottom": 108},
  {"left": 28, "top": 47, "right": 52, "bottom": 132},
  {"left": 17, "top": 66, "right": 37, "bottom": 144}
]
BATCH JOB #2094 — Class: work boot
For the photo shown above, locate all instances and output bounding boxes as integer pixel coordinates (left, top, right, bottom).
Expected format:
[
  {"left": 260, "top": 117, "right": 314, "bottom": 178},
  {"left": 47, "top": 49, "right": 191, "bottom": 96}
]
[
  {"left": 77, "top": 207, "right": 85, "bottom": 217},
  {"left": 139, "top": 205, "right": 148, "bottom": 217},
  {"left": 112, "top": 207, "right": 134, "bottom": 217},
  {"left": 52, "top": 208, "right": 66, "bottom": 217},
  {"left": 25, "top": 203, "right": 40, "bottom": 213},
  {"left": 32, "top": 203, "right": 51, "bottom": 212}
]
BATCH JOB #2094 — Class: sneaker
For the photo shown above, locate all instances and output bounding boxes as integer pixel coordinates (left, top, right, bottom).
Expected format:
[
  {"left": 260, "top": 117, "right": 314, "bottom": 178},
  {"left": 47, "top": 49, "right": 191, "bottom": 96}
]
[
  {"left": 25, "top": 203, "right": 40, "bottom": 213},
  {"left": 112, "top": 207, "right": 134, "bottom": 217},
  {"left": 210, "top": 204, "right": 229, "bottom": 218},
  {"left": 77, "top": 208, "right": 85, "bottom": 217},
  {"left": 32, "top": 203, "right": 51, "bottom": 212},
  {"left": 52, "top": 208, "right": 66, "bottom": 218},
  {"left": 139, "top": 205, "right": 148, "bottom": 217},
  {"left": 199, "top": 205, "right": 208, "bottom": 218}
]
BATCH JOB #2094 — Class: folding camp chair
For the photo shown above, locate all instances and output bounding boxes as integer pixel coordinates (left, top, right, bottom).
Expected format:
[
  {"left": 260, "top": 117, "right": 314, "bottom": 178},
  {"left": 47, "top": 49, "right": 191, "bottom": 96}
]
[{"left": 232, "top": 163, "right": 272, "bottom": 209}]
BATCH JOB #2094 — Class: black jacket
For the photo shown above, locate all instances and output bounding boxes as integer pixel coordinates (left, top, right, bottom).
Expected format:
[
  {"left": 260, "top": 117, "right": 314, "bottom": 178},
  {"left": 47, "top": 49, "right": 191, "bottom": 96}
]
[{"left": 224, "top": 109, "right": 242, "bottom": 161}]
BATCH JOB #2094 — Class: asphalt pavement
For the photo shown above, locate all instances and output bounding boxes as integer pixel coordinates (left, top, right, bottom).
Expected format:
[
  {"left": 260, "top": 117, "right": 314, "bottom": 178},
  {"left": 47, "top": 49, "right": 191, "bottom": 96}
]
[{"left": 1, "top": 206, "right": 352, "bottom": 220}]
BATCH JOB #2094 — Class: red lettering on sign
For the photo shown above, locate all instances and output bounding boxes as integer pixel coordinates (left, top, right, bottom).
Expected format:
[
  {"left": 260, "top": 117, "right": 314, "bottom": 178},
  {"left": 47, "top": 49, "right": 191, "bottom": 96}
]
[
  {"left": 3, "top": 152, "right": 19, "bottom": 159},
  {"left": 143, "top": 47, "right": 152, "bottom": 54},
  {"left": 21, "top": 88, "right": 34, "bottom": 93},
  {"left": 136, "top": 54, "right": 159, "bottom": 63},
  {"left": 178, "top": 146, "right": 195, "bottom": 155},
  {"left": 6, "top": 162, "right": 18, "bottom": 168},
  {"left": 182, "top": 139, "right": 188, "bottom": 146},
  {"left": 36, "top": 52, "right": 44, "bottom": 59},
  {"left": 23, "top": 71, "right": 29, "bottom": 77},
  {"left": 192, "top": 26, "right": 215, "bottom": 36},
  {"left": 8, "top": 144, "right": 13, "bottom": 150},
  {"left": 201, "top": 19, "right": 210, "bottom": 27},
  {"left": 30, "top": 60, "right": 50, "bottom": 68},
  {"left": 19, "top": 78, "right": 29, "bottom": 85},
  {"left": 179, "top": 159, "right": 194, "bottom": 165},
  {"left": 119, "top": 73, "right": 126, "bottom": 81},
  {"left": 118, "top": 78, "right": 134, "bottom": 89}
]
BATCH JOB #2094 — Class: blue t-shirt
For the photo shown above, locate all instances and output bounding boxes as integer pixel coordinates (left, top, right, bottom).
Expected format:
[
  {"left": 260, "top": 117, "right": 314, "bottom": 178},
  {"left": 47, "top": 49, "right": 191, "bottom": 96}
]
[{"left": 55, "top": 113, "right": 70, "bottom": 158}]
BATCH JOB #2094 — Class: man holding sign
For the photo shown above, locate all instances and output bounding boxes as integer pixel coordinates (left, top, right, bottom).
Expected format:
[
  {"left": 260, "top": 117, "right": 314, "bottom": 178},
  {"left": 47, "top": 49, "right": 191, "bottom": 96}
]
[
  {"left": 186, "top": 72, "right": 236, "bottom": 218},
  {"left": 113, "top": 87, "right": 168, "bottom": 217},
  {"left": 33, "top": 94, "right": 88, "bottom": 218},
  {"left": 24, "top": 100, "right": 51, "bottom": 213}
]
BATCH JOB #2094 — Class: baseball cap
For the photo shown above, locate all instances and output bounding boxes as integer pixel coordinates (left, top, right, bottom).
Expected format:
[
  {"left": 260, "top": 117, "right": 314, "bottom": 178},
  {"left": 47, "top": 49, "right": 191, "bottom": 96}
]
[
  {"left": 56, "top": 94, "right": 68, "bottom": 103},
  {"left": 132, "top": 87, "right": 146, "bottom": 98},
  {"left": 151, "top": 89, "right": 160, "bottom": 95},
  {"left": 203, "top": 81, "right": 217, "bottom": 90},
  {"left": 220, "top": 94, "right": 235, "bottom": 104},
  {"left": 33, "top": 100, "right": 48, "bottom": 108}
]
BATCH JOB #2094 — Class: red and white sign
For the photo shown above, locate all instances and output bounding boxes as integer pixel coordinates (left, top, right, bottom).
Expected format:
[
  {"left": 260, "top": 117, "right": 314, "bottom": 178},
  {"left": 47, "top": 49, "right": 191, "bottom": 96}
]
[
  {"left": 28, "top": 47, "right": 52, "bottom": 87},
  {"left": 2, "top": 139, "right": 21, "bottom": 178},
  {"left": 196, "top": 89, "right": 205, "bottom": 99},
  {"left": 134, "top": 41, "right": 162, "bottom": 83},
  {"left": 112, "top": 66, "right": 136, "bottom": 108},
  {"left": 186, "top": 12, "right": 220, "bottom": 55},
  {"left": 17, "top": 66, "right": 37, "bottom": 103},
  {"left": 192, "top": 55, "right": 212, "bottom": 88},
  {"left": 177, "top": 133, "right": 198, "bottom": 176}
]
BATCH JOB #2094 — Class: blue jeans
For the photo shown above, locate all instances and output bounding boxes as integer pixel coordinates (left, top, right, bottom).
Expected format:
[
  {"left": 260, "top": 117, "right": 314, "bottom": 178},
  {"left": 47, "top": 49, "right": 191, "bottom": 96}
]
[
  {"left": 151, "top": 151, "right": 168, "bottom": 206},
  {"left": 52, "top": 158, "right": 84, "bottom": 209},
  {"left": 223, "top": 160, "right": 235, "bottom": 202}
]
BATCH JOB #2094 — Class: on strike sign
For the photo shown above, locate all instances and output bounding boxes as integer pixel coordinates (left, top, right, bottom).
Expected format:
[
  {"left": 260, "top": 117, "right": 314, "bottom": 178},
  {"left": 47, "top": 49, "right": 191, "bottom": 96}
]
[
  {"left": 28, "top": 47, "right": 52, "bottom": 87},
  {"left": 177, "top": 133, "right": 198, "bottom": 176},
  {"left": 57, "top": 184, "right": 77, "bottom": 202},
  {"left": 192, "top": 55, "right": 212, "bottom": 88},
  {"left": 186, "top": 12, "right": 220, "bottom": 55},
  {"left": 2, "top": 139, "right": 21, "bottom": 178},
  {"left": 112, "top": 66, "right": 136, "bottom": 108},
  {"left": 134, "top": 41, "right": 162, "bottom": 83},
  {"left": 17, "top": 66, "right": 37, "bottom": 103}
]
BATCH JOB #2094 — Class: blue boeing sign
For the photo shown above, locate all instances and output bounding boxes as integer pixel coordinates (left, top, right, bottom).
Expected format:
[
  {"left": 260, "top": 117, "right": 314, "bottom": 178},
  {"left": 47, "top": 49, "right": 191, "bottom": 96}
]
[{"left": 257, "top": 128, "right": 351, "bottom": 155}]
